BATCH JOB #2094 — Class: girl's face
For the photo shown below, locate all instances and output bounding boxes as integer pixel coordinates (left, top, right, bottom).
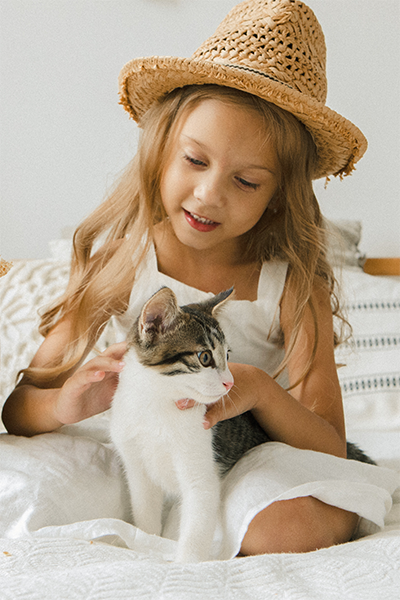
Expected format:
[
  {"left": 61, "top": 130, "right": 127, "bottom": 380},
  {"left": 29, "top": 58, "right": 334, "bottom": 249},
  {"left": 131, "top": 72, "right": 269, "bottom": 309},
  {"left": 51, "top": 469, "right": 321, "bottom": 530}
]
[{"left": 159, "top": 98, "right": 278, "bottom": 260}]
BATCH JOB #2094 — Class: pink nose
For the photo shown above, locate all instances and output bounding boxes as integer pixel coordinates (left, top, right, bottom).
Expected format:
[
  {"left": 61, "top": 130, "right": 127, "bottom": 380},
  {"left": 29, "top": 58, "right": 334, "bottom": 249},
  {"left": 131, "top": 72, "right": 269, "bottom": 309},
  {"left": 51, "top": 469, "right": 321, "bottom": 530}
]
[{"left": 223, "top": 380, "right": 234, "bottom": 392}]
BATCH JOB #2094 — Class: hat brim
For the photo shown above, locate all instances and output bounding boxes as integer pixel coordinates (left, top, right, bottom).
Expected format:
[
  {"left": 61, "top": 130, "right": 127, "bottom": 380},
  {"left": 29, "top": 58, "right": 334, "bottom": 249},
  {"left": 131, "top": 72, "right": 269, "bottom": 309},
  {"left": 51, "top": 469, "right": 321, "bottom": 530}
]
[{"left": 119, "top": 56, "right": 367, "bottom": 180}]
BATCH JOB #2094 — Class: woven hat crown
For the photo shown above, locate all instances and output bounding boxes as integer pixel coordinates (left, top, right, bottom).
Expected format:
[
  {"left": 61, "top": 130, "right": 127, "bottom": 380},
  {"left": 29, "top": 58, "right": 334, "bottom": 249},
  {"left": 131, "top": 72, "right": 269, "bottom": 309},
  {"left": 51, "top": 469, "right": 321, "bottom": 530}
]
[
  {"left": 118, "top": 0, "right": 367, "bottom": 179},
  {"left": 192, "top": 0, "right": 327, "bottom": 104}
]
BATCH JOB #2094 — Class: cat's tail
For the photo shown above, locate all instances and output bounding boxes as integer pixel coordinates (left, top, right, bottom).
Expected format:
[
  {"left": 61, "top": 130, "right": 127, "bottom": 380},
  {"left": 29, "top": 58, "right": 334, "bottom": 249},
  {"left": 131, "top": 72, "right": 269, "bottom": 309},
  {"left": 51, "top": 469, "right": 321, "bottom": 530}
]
[{"left": 346, "top": 441, "right": 376, "bottom": 465}]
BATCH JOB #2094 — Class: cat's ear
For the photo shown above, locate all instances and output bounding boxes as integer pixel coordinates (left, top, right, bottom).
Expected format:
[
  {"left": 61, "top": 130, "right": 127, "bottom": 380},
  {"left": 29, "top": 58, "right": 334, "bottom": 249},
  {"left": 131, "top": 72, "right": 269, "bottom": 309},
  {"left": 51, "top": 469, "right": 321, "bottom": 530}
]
[
  {"left": 139, "top": 287, "right": 180, "bottom": 342},
  {"left": 190, "top": 287, "right": 234, "bottom": 316}
]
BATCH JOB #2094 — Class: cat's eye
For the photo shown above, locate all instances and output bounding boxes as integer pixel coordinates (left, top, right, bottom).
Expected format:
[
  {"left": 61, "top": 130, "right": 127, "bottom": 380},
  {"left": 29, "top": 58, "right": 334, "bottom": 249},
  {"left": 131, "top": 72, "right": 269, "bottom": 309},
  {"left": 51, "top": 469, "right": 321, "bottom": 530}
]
[{"left": 198, "top": 350, "right": 214, "bottom": 368}]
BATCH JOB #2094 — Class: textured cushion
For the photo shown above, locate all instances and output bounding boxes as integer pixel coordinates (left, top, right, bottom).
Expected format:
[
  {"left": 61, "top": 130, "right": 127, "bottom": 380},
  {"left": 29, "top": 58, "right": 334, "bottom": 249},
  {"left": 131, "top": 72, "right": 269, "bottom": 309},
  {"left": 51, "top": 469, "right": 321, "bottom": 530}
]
[{"left": 336, "top": 269, "right": 400, "bottom": 431}]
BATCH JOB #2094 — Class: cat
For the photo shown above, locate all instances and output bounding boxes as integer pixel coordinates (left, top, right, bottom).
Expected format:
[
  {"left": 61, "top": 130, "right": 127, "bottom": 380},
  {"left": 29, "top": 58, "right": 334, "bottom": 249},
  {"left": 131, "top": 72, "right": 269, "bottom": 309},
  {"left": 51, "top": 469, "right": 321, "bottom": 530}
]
[
  {"left": 213, "top": 411, "right": 376, "bottom": 475},
  {"left": 110, "top": 286, "right": 375, "bottom": 563},
  {"left": 110, "top": 286, "right": 234, "bottom": 563}
]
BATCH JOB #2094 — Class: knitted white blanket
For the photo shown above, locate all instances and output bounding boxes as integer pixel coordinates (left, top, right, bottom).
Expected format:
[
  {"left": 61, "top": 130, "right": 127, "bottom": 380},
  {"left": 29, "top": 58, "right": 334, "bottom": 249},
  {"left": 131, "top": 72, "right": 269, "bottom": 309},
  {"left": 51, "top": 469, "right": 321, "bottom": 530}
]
[{"left": 1, "top": 257, "right": 399, "bottom": 599}]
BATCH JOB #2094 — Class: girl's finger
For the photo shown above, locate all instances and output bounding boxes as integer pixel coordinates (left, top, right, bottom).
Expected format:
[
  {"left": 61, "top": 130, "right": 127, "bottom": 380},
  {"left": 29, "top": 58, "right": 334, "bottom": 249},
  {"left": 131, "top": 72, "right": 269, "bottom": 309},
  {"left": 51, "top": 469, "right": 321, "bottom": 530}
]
[
  {"left": 66, "top": 368, "right": 105, "bottom": 391},
  {"left": 204, "top": 393, "right": 244, "bottom": 429},
  {"left": 102, "top": 342, "right": 128, "bottom": 359},
  {"left": 203, "top": 399, "right": 227, "bottom": 429},
  {"left": 84, "top": 355, "right": 125, "bottom": 374},
  {"left": 66, "top": 359, "right": 122, "bottom": 393},
  {"left": 92, "top": 371, "right": 105, "bottom": 380},
  {"left": 175, "top": 398, "right": 196, "bottom": 410}
]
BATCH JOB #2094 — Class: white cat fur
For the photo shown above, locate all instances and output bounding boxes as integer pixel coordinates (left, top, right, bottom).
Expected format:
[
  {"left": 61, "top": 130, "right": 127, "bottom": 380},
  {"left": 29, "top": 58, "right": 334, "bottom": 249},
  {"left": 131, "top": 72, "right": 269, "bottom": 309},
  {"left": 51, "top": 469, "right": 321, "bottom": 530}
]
[{"left": 110, "top": 321, "right": 233, "bottom": 563}]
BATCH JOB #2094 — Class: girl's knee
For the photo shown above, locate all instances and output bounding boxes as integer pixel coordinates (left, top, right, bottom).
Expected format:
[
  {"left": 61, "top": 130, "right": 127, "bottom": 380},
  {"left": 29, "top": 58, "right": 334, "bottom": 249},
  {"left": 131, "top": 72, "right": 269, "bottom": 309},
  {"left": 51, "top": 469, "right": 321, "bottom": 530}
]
[{"left": 239, "top": 496, "right": 359, "bottom": 556}]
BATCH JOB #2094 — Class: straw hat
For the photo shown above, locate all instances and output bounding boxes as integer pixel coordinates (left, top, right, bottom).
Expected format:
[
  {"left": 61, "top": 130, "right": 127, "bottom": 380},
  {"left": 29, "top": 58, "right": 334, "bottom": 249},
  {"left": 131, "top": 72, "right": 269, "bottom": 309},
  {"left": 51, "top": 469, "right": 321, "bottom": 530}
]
[
  {"left": 0, "top": 258, "right": 12, "bottom": 278},
  {"left": 119, "top": 0, "right": 367, "bottom": 179}
]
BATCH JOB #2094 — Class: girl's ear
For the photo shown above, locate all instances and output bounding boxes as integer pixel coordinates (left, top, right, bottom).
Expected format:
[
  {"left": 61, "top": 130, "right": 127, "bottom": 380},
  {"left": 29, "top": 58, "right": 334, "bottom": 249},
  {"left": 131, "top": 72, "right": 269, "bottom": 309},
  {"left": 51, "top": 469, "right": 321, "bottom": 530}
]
[
  {"left": 267, "top": 194, "right": 281, "bottom": 215},
  {"left": 139, "top": 287, "right": 180, "bottom": 342}
]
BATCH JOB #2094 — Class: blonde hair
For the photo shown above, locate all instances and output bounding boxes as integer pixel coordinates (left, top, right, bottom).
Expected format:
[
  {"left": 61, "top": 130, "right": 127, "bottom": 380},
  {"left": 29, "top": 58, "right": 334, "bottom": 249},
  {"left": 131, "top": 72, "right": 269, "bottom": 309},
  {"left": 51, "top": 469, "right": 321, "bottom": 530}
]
[{"left": 23, "top": 84, "right": 346, "bottom": 384}]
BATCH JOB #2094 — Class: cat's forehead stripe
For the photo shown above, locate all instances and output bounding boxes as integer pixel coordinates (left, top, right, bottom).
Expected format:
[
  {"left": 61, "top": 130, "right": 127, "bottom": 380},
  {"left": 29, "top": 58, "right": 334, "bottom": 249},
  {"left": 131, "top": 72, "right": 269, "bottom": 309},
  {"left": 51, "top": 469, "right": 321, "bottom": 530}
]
[
  {"left": 133, "top": 297, "right": 228, "bottom": 375},
  {"left": 182, "top": 308, "right": 224, "bottom": 334},
  {"left": 182, "top": 312, "right": 225, "bottom": 348}
]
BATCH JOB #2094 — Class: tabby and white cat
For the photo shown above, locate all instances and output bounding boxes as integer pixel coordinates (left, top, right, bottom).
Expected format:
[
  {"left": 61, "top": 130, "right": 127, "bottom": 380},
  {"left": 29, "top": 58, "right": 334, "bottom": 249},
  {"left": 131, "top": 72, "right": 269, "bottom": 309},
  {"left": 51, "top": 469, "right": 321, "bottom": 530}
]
[
  {"left": 110, "top": 286, "right": 375, "bottom": 563},
  {"left": 110, "top": 286, "right": 234, "bottom": 563}
]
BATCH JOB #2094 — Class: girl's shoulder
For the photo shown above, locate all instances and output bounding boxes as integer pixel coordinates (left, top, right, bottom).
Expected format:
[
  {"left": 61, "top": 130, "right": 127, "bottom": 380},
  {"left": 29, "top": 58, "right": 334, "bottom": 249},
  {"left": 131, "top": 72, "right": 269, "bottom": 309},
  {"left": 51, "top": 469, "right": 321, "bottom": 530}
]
[{"left": 280, "top": 273, "right": 333, "bottom": 334}]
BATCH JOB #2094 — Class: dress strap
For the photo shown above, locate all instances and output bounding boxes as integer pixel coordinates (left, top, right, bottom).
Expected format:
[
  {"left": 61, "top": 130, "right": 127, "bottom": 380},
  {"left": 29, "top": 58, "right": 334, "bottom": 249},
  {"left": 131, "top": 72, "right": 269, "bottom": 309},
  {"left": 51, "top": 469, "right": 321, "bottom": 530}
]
[{"left": 257, "top": 260, "right": 288, "bottom": 308}]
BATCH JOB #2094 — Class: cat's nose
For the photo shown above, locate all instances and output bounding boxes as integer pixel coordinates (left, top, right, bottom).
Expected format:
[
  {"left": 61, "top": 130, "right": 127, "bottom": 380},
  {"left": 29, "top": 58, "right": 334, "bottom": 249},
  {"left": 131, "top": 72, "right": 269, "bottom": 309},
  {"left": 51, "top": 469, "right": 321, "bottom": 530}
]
[{"left": 223, "top": 380, "right": 234, "bottom": 392}]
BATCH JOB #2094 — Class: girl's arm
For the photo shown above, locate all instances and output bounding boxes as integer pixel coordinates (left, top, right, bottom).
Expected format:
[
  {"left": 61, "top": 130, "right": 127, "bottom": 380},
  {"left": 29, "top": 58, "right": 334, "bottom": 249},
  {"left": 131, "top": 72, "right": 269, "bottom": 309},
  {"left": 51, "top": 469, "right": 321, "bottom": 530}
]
[
  {"left": 2, "top": 317, "right": 127, "bottom": 437},
  {"left": 205, "top": 280, "right": 347, "bottom": 458}
]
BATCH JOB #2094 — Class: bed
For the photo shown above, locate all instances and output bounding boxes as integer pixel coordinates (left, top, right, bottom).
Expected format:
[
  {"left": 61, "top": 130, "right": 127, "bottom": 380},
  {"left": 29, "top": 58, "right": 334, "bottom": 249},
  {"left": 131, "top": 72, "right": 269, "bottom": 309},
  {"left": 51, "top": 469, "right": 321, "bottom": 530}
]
[{"left": 0, "top": 223, "right": 399, "bottom": 600}]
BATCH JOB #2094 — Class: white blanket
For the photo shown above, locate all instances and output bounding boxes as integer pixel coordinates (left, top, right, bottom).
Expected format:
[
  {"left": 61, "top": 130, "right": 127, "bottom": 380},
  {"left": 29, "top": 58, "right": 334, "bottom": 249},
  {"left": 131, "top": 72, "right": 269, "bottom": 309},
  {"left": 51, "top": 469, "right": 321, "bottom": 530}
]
[
  {"left": 0, "top": 421, "right": 397, "bottom": 553},
  {"left": 1, "top": 255, "right": 400, "bottom": 599},
  {"left": 0, "top": 427, "right": 399, "bottom": 600},
  {"left": 2, "top": 527, "right": 399, "bottom": 600},
  {"left": 0, "top": 420, "right": 400, "bottom": 600}
]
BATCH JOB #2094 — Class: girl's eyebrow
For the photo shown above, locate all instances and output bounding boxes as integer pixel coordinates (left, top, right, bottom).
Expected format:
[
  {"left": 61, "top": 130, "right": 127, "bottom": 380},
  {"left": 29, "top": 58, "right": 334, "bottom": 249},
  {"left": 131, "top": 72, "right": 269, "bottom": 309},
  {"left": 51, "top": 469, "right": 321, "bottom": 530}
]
[
  {"left": 181, "top": 134, "right": 276, "bottom": 174},
  {"left": 181, "top": 134, "right": 208, "bottom": 150}
]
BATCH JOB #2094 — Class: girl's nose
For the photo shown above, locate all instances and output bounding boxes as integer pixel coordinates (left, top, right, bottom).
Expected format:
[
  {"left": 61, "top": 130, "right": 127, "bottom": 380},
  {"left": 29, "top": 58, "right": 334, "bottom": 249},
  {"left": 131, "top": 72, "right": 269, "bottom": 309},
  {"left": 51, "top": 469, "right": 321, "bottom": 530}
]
[{"left": 194, "top": 173, "right": 225, "bottom": 207}]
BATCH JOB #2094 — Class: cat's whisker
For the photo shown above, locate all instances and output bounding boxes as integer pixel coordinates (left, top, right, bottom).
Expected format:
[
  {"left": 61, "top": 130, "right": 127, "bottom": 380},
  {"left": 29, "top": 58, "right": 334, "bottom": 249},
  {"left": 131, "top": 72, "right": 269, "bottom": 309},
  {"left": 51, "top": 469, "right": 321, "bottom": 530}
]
[
  {"left": 226, "top": 387, "right": 242, "bottom": 417},
  {"left": 219, "top": 395, "right": 229, "bottom": 420}
]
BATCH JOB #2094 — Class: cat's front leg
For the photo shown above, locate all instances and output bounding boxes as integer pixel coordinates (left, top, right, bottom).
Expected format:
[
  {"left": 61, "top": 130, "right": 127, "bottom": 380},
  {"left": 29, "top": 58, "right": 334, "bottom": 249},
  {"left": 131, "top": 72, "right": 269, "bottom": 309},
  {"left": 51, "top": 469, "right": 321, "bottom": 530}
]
[
  {"left": 175, "top": 450, "right": 220, "bottom": 563},
  {"left": 129, "top": 469, "right": 164, "bottom": 537},
  {"left": 116, "top": 441, "right": 164, "bottom": 536}
]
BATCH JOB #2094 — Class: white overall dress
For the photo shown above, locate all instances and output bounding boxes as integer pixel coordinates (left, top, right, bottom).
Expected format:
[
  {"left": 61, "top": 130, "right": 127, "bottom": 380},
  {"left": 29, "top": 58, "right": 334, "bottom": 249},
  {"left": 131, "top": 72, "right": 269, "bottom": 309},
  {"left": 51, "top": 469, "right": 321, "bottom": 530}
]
[{"left": 110, "top": 243, "right": 399, "bottom": 559}]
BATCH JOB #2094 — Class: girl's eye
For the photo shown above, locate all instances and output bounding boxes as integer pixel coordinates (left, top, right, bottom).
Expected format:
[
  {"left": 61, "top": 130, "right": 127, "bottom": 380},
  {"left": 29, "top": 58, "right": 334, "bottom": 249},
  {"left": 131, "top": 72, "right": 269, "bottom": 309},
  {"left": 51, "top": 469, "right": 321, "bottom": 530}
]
[
  {"left": 198, "top": 350, "right": 214, "bottom": 368},
  {"left": 236, "top": 177, "right": 259, "bottom": 190},
  {"left": 184, "top": 154, "right": 206, "bottom": 167}
]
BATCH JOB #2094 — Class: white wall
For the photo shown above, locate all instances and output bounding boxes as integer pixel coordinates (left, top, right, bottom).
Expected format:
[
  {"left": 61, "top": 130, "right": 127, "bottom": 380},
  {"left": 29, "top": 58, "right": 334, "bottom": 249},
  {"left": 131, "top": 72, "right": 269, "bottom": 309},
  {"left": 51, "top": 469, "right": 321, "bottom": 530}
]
[{"left": 1, "top": 0, "right": 399, "bottom": 259}]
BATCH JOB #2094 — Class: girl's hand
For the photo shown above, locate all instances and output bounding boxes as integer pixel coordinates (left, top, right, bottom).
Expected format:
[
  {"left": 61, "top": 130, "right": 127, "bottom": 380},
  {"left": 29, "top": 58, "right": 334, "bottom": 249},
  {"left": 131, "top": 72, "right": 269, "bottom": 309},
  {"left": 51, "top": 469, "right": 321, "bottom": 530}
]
[
  {"left": 174, "top": 363, "right": 263, "bottom": 429},
  {"left": 53, "top": 342, "right": 127, "bottom": 426},
  {"left": 174, "top": 358, "right": 346, "bottom": 457},
  {"left": 203, "top": 362, "right": 262, "bottom": 429}
]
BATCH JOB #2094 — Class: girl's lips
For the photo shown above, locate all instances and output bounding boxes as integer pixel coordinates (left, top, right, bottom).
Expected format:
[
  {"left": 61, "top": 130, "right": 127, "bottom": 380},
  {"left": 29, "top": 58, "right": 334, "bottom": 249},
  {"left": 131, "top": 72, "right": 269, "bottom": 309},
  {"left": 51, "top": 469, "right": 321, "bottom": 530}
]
[{"left": 183, "top": 209, "right": 221, "bottom": 233}]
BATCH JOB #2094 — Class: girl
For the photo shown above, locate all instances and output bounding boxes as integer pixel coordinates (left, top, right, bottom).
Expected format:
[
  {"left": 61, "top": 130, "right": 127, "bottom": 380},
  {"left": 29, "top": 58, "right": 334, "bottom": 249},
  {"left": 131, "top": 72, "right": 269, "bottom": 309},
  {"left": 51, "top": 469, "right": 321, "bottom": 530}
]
[{"left": 2, "top": 0, "right": 391, "bottom": 557}]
